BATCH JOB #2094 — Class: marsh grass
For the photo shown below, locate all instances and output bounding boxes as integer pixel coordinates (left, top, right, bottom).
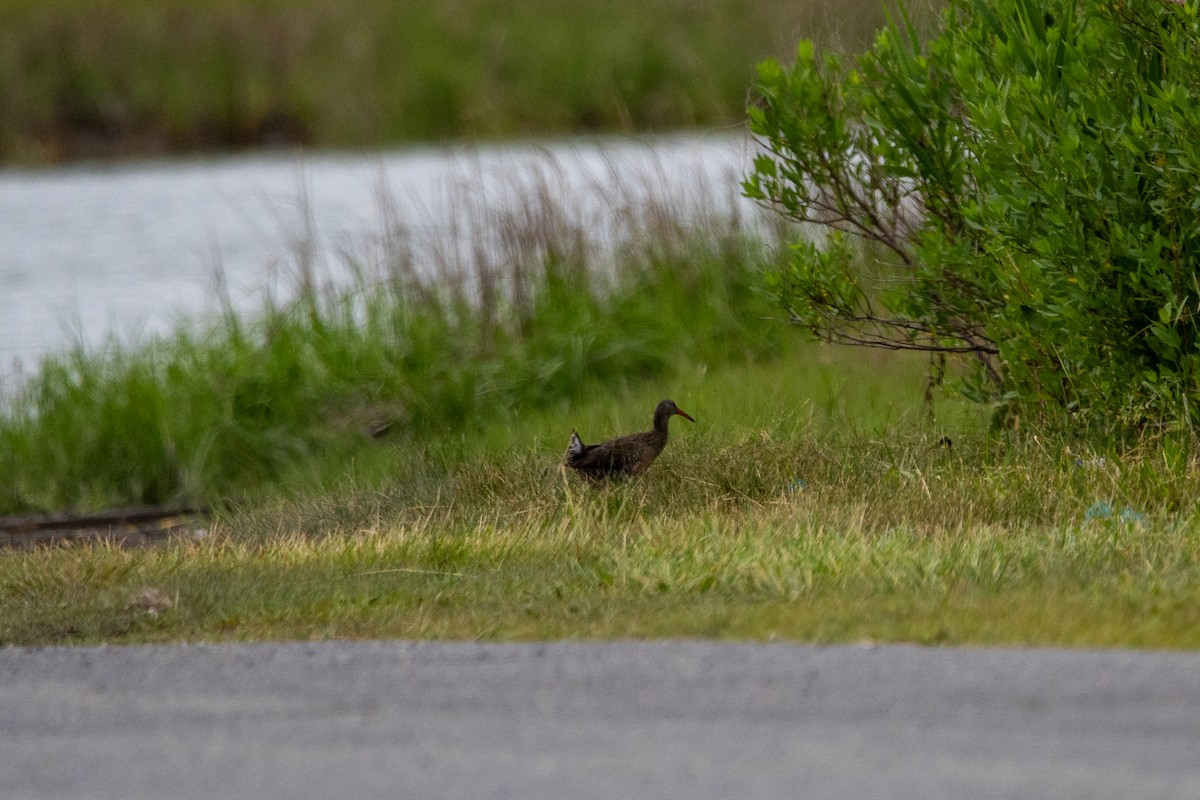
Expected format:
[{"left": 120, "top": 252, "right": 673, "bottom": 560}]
[
  {"left": 0, "top": 154, "right": 791, "bottom": 514},
  {"left": 0, "top": 0, "right": 925, "bottom": 163}
]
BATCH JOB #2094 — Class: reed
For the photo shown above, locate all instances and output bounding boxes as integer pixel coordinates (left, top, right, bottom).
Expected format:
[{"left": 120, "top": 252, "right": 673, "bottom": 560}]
[{"left": 0, "top": 0, "right": 918, "bottom": 162}]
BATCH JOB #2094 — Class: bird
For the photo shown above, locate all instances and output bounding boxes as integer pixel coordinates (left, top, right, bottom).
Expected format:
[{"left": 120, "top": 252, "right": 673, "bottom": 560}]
[{"left": 564, "top": 399, "right": 695, "bottom": 479}]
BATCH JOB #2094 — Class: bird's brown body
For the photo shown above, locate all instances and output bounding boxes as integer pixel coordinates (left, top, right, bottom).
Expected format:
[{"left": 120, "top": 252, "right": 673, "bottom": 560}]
[{"left": 565, "top": 399, "right": 695, "bottom": 479}]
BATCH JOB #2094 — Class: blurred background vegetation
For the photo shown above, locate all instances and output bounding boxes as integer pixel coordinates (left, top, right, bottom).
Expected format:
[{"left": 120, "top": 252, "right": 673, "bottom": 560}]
[{"left": 0, "top": 0, "right": 909, "bottom": 163}]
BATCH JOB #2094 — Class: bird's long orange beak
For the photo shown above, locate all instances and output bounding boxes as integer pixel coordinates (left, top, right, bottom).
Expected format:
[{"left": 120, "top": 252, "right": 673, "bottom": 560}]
[{"left": 675, "top": 408, "right": 696, "bottom": 423}]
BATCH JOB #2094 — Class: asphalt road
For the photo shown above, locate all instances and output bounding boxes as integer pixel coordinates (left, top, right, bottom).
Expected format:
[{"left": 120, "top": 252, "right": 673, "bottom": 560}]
[{"left": 2, "top": 640, "right": 1198, "bottom": 799}]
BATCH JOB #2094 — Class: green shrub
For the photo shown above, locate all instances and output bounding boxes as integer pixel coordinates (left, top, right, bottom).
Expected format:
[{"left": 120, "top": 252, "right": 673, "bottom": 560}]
[{"left": 746, "top": 0, "right": 1200, "bottom": 435}]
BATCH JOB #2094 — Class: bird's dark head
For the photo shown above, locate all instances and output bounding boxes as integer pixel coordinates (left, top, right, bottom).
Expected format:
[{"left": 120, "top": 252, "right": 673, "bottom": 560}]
[{"left": 654, "top": 399, "right": 695, "bottom": 427}]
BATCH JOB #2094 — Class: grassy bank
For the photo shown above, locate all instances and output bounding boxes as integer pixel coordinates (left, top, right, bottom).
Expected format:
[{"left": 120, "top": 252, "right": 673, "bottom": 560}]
[
  {"left": 4, "top": 350, "right": 1200, "bottom": 648},
  {"left": 4, "top": 135, "right": 1197, "bottom": 649},
  {"left": 0, "top": 0, "right": 906, "bottom": 162},
  {"left": 5, "top": 234, "right": 1199, "bottom": 647},
  {"left": 0, "top": 165, "right": 791, "bottom": 515}
]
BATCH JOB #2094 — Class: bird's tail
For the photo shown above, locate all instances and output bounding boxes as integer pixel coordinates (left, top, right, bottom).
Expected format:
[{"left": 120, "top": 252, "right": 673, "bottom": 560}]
[{"left": 566, "top": 430, "right": 586, "bottom": 460}]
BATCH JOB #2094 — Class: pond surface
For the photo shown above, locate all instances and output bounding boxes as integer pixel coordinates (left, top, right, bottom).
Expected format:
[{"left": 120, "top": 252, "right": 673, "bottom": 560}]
[{"left": 0, "top": 132, "right": 757, "bottom": 376}]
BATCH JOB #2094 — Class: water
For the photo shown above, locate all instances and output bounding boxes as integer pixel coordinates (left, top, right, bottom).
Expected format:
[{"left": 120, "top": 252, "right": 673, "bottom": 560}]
[{"left": 0, "top": 132, "right": 757, "bottom": 377}]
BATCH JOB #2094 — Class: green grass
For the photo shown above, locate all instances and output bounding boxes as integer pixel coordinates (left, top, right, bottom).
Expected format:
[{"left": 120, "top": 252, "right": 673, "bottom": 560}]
[
  {"left": 0, "top": 172, "right": 791, "bottom": 514},
  {"left": 5, "top": 347, "right": 1200, "bottom": 649},
  {"left": 0, "top": 0, "right": 921, "bottom": 162}
]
